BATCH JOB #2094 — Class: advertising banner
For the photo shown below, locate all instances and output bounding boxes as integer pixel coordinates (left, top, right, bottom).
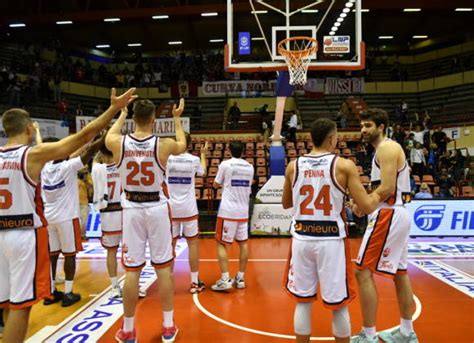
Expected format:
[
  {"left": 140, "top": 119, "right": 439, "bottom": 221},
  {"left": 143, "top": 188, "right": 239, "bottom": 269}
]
[
  {"left": 323, "top": 36, "right": 351, "bottom": 54},
  {"left": 250, "top": 203, "right": 292, "bottom": 235},
  {"left": 202, "top": 80, "right": 277, "bottom": 96},
  {"left": 325, "top": 77, "right": 364, "bottom": 94}
]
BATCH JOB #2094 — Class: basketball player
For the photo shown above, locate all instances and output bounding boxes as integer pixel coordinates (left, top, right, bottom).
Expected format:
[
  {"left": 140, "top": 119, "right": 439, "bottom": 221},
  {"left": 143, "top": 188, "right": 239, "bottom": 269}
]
[
  {"left": 105, "top": 99, "right": 187, "bottom": 343},
  {"left": 41, "top": 135, "right": 105, "bottom": 307},
  {"left": 0, "top": 87, "right": 137, "bottom": 343},
  {"left": 166, "top": 135, "right": 208, "bottom": 294},
  {"left": 211, "top": 141, "right": 254, "bottom": 291},
  {"left": 282, "top": 118, "right": 382, "bottom": 343},
  {"left": 91, "top": 139, "right": 124, "bottom": 299},
  {"left": 351, "top": 109, "right": 418, "bottom": 343}
]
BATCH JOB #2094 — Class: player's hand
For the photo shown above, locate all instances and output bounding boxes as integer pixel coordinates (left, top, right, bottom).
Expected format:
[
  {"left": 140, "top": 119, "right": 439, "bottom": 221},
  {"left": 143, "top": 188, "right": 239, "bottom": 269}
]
[
  {"left": 32, "top": 121, "right": 40, "bottom": 131},
  {"left": 351, "top": 202, "right": 364, "bottom": 217},
  {"left": 201, "top": 141, "right": 209, "bottom": 154},
  {"left": 172, "top": 98, "right": 185, "bottom": 117},
  {"left": 110, "top": 88, "right": 138, "bottom": 110}
]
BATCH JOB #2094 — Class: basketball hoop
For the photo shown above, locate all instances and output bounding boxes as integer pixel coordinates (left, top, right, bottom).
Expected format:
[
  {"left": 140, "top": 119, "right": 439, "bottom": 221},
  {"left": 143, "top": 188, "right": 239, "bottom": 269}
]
[{"left": 277, "top": 36, "right": 318, "bottom": 86}]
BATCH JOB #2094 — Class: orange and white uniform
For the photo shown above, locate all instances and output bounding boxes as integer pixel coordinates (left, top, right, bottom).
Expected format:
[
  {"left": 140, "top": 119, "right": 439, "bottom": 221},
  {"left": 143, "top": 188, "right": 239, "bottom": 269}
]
[
  {"left": 214, "top": 157, "right": 254, "bottom": 244},
  {"left": 355, "top": 141, "right": 411, "bottom": 278},
  {"left": 166, "top": 153, "right": 204, "bottom": 239},
  {"left": 117, "top": 134, "right": 173, "bottom": 271},
  {"left": 285, "top": 154, "right": 356, "bottom": 308},
  {"left": 41, "top": 157, "right": 84, "bottom": 256},
  {"left": 0, "top": 145, "right": 52, "bottom": 309}
]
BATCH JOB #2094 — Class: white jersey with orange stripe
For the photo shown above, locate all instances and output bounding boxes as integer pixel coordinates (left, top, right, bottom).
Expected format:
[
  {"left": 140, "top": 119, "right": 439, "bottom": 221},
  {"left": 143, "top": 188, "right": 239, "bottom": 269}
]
[
  {"left": 41, "top": 156, "right": 84, "bottom": 224},
  {"left": 291, "top": 154, "right": 347, "bottom": 241},
  {"left": 0, "top": 145, "right": 47, "bottom": 229},
  {"left": 117, "top": 134, "right": 167, "bottom": 208},
  {"left": 101, "top": 163, "right": 122, "bottom": 212},
  {"left": 166, "top": 152, "right": 204, "bottom": 219},
  {"left": 370, "top": 139, "right": 411, "bottom": 209}
]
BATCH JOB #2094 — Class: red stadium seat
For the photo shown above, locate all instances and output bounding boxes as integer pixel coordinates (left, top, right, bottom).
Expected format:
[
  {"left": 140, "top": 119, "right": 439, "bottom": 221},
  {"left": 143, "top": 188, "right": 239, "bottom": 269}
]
[
  {"left": 215, "top": 143, "right": 224, "bottom": 150},
  {"left": 413, "top": 175, "right": 421, "bottom": 185},
  {"left": 211, "top": 158, "right": 220, "bottom": 167},
  {"left": 462, "top": 186, "right": 472, "bottom": 197},
  {"left": 195, "top": 188, "right": 201, "bottom": 199},
  {"left": 422, "top": 175, "right": 436, "bottom": 186},
  {"left": 216, "top": 188, "right": 223, "bottom": 200},
  {"left": 246, "top": 142, "right": 255, "bottom": 150},
  {"left": 245, "top": 158, "right": 254, "bottom": 165},
  {"left": 256, "top": 167, "right": 267, "bottom": 176},
  {"left": 298, "top": 149, "right": 307, "bottom": 156},
  {"left": 208, "top": 167, "right": 218, "bottom": 177},
  {"left": 338, "top": 141, "right": 347, "bottom": 149},
  {"left": 213, "top": 150, "right": 223, "bottom": 158},
  {"left": 256, "top": 158, "right": 266, "bottom": 167},
  {"left": 202, "top": 188, "right": 213, "bottom": 200},
  {"left": 296, "top": 142, "right": 305, "bottom": 150},
  {"left": 256, "top": 149, "right": 266, "bottom": 157},
  {"left": 195, "top": 177, "right": 204, "bottom": 188},
  {"left": 256, "top": 142, "right": 265, "bottom": 150},
  {"left": 286, "top": 142, "right": 295, "bottom": 149},
  {"left": 224, "top": 150, "right": 231, "bottom": 158},
  {"left": 342, "top": 148, "right": 352, "bottom": 157},
  {"left": 287, "top": 149, "right": 297, "bottom": 157},
  {"left": 258, "top": 176, "right": 267, "bottom": 186}
]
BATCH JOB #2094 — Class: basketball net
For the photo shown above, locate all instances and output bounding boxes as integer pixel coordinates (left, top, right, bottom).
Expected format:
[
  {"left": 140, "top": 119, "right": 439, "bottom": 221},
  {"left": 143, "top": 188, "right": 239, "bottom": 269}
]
[{"left": 278, "top": 36, "right": 318, "bottom": 86}]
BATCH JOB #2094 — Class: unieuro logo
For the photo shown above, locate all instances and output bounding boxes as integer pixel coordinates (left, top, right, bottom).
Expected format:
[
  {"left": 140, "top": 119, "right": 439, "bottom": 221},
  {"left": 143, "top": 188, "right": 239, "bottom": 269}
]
[{"left": 414, "top": 205, "right": 445, "bottom": 231}]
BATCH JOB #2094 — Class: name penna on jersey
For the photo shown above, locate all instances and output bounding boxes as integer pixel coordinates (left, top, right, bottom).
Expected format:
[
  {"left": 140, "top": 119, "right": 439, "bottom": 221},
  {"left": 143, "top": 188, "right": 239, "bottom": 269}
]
[{"left": 293, "top": 220, "right": 341, "bottom": 237}]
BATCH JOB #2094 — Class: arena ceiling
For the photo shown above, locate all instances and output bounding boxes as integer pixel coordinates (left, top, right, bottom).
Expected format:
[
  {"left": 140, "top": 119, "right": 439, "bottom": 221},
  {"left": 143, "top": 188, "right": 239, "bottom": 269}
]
[{"left": 0, "top": 0, "right": 473, "bottom": 55}]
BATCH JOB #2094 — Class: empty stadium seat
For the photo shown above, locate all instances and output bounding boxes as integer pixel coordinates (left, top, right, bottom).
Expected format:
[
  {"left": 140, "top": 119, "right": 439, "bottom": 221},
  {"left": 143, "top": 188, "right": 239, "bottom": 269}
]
[
  {"left": 256, "top": 167, "right": 267, "bottom": 176},
  {"left": 422, "top": 175, "right": 436, "bottom": 185},
  {"left": 462, "top": 186, "right": 472, "bottom": 197},
  {"left": 216, "top": 188, "right": 223, "bottom": 200},
  {"left": 258, "top": 176, "right": 267, "bottom": 186},
  {"left": 211, "top": 158, "right": 220, "bottom": 166},
  {"left": 208, "top": 167, "right": 218, "bottom": 177},
  {"left": 256, "top": 158, "right": 266, "bottom": 167},
  {"left": 245, "top": 158, "right": 255, "bottom": 165},
  {"left": 202, "top": 188, "right": 213, "bottom": 200},
  {"left": 256, "top": 149, "right": 266, "bottom": 157},
  {"left": 195, "top": 188, "right": 201, "bottom": 199},
  {"left": 413, "top": 175, "right": 421, "bottom": 185},
  {"left": 195, "top": 177, "right": 204, "bottom": 188}
]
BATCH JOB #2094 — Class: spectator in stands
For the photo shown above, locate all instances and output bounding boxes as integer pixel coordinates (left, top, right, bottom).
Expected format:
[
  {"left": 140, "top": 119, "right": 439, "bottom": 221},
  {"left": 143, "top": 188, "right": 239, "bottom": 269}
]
[
  {"left": 93, "top": 104, "right": 104, "bottom": 116},
  {"left": 400, "top": 100, "right": 408, "bottom": 121},
  {"left": 432, "top": 127, "right": 449, "bottom": 155},
  {"left": 58, "top": 97, "right": 69, "bottom": 121},
  {"left": 450, "top": 149, "right": 465, "bottom": 181},
  {"left": 427, "top": 143, "right": 438, "bottom": 175},
  {"left": 7, "top": 75, "right": 21, "bottom": 106},
  {"left": 411, "top": 125, "right": 426, "bottom": 146},
  {"left": 409, "top": 172, "right": 417, "bottom": 195},
  {"left": 75, "top": 103, "right": 84, "bottom": 117},
  {"left": 287, "top": 111, "right": 298, "bottom": 144},
  {"left": 53, "top": 73, "right": 62, "bottom": 102},
  {"left": 392, "top": 124, "right": 406, "bottom": 147},
  {"left": 415, "top": 183, "right": 433, "bottom": 199},
  {"left": 229, "top": 101, "right": 241, "bottom": 130},
  {"left": 438, "top": 171, "right": 455, "bottom": 198},
  {"left": 410, "top": 142, "right": 426, "bottom": 178}
]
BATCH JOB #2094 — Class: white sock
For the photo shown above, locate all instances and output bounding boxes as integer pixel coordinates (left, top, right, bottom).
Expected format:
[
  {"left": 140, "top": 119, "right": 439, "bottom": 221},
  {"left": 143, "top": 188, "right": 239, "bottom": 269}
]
[
  {"left": 163, "top": 310, "right": 174, "bottom": 327},
  {"left": 191, "top": 272, "right": 199, "bottom": 284},
  {"left": 110, "top": 277, "right": 119, "bottom": 288},
  {"left": 236, "top": 271, "right": 245, "bottom": 280},
  {"left": 52, "top": 280, "right": 56, "bottom": 289},
  {"left": 294, "top": 302, "right": 312, "bottom": 335},
  {"left": 123, "top": 316, "right": 134, "bottom": 332},
  {"left": 400, "top": 318, "right": 413, "bottom": 336},
  {"left": 221, "top": 272, "right": 230, "bottom": 281},
  {"left": 64, "top": 280, "right": 73, "bottom": 294},
  {"left": 363, "top": 326, "right": 376, "bottom": 339}
]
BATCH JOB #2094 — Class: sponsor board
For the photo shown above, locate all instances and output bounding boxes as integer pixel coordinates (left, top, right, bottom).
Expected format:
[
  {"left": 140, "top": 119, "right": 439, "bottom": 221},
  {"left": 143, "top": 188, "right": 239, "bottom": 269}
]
[
  {"left": 408, "top": 242, "right": 474, "bottom": 257},
  {"left": 411, "top": 260, "right": 474, "bottom": 298},
  {"left": 407, "top": 199, "right": 474, "bottom": 236},
  {"left": 250, "top": 203, "right": 292, "bottom": 235},
  {"left": 75, "top": 116, "right": 190, "bottom": 137},
  {"left": 324, "top": 77, "right": 364, "bottom": 94},
  {"left": 323, "top": 36, "right": 350, "bottom": 54},
  {"left": 255, "top": 175, "right": 285, "bottom": 204}
]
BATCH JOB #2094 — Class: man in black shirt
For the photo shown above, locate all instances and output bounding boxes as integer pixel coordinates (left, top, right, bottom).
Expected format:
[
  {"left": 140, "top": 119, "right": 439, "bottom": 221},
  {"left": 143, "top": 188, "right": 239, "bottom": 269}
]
[{"left": 432, "top": 127, "right": 448, "bottom": 155}]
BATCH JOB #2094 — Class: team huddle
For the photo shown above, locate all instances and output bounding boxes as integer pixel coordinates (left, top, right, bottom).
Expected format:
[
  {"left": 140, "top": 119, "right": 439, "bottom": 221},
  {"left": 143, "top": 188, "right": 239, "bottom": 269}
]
[{"left": 0, "top": 88, "right": 417, "bottom": 343}]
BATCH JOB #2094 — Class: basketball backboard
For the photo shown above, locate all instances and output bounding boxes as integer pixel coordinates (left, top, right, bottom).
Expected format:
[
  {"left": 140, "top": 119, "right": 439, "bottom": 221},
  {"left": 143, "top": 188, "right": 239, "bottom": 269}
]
[{"left": 226, "top": 0, "right": 364, "bottom": 72}]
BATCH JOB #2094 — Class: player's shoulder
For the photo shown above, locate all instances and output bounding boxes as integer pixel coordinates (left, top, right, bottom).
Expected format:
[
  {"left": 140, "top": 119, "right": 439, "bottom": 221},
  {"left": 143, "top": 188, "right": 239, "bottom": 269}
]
[{"left": 378, "top": 139, "right": 403, "bottom": 155}]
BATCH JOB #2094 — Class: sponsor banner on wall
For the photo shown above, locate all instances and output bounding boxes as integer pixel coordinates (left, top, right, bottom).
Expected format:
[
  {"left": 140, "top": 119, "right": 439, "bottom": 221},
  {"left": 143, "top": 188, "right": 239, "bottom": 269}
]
[
  {"left": 407, "top": 199, "right": 474, "bottom": 236},
  {"left": 202, "top": 80, "right": 277, "bottom": 96},
  {"left": 256, "top": 175, "right": 285, "bottom": 203},
  {"left": 250, "top": 203, "right": 293, "bottom": 235},
  {"left": 76, "top": 116, "right": 190, "bottom": 137},
  {"left": 0, "top": 118, "right": 69, "bottom": 145},
  {"left": 325, "top": 77, "right": 364, "bottom": 94},
  {"left": 323, "top": 35, "right": 351, "bottom": 54}
]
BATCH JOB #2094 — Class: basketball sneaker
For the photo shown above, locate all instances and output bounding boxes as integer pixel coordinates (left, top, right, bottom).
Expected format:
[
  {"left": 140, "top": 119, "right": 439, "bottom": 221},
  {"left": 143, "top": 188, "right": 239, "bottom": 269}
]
[
  {"left": 62, "top": 292, "right": 81, "bottom": 307},
  {"left": 350, "top": 331, "right": 379, "bottom": 343},
  {"left": 162, "top": 324, "right": 179, "bottom": 342},
  {"left": 44, "top": 289, "right": 64, "bottom": 305},
  {"left": 111, "top": 285, "right": 122, "bottom": 299},
  {"left": 139, "top": 287, "right": 147, "bottom": 298},
  {"left": 379, "top": 328, "right": 419, "bottom": 342},
  {"left": 211, "top": 278, "right": 233, "bottom": 292},
  {"left": 189, "top": 280, "right": 205, "bottom": 294},
  {"left": 115, "top": 328, "right": 136, "bottom": 343},
  {"left": 233, "top": 277, "right": 246, "bottom": 289}
]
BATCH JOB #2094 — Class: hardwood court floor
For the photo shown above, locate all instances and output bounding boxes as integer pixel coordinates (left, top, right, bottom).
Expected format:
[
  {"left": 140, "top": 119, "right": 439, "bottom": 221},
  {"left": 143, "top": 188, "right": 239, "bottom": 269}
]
[{"left": 13, "top": 238, "right": 474, "bottom": 343}]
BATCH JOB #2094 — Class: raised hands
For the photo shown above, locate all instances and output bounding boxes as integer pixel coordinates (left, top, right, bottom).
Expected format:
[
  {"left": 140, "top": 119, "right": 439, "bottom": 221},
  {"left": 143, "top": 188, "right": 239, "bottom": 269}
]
[
  {"left": 172, "top": 98, "right": 185, "bottom": 117},
  {"left": 110, "top": 88, "right": 138, "bottom": 111}
]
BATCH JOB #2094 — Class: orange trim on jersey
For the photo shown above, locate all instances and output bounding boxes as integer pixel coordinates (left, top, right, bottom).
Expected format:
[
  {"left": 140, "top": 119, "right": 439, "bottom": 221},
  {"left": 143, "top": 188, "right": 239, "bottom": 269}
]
[
  {"left": 172, "top": 215, "right": 199, "bottom": 222},
  {"left": 162, "top": 181, "right": 170, "bottom": 199},
  {"left": 35, "top": 184, "right": 48, "bottom": 228},
  {"left": 284, "top": 240, "right": 317, "bottom": 303},
  {"left": 397, "top": 269, "right": 408, "bottom": 275},
  {"left": 21, "top": 147, "right": 37, "bottom": 187},
  {"left": 185, "top": 232, "right": 199, "bottom": 240},
  {"left": 355, "top": 209, "right": 395, "bottom": 279},
  {"left": 102, "top": 230, "right": 123, "bottom": 236},
  {"left": 155, "top": 137, "right": 167, "bottom": 173},
  {"left": 323, "top": 238, "right": 357, "bottom": 310},
  {"left": 292, "top": 157, "right": 299, "bottom": 187},
  {"left": 217, "top": 216, "right": 248, "bottom": 223},
  {"left": 10, "top": 227, "right": 52, "bottom": 309},
  {"left": 72, "top": 218, "right": 83, "bottom": 254},
  {"left": 116, "top": 135, "right": 126, "bottom": 169},
  {"left": 215, "top": 217, "right": 229, "bottom": 245}
]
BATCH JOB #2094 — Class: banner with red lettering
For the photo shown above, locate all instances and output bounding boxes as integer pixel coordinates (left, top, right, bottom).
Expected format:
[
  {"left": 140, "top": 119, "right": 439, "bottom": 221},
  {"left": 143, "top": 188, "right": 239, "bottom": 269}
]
[
  {"left": 202, "top": 80, "right": 277, "bottom": 96},
  {"left": 75, "top": 116, "right": 190, "bottom": 137},
  {"left": 324, "top": 77, "right": 364, "bottom": 94}
]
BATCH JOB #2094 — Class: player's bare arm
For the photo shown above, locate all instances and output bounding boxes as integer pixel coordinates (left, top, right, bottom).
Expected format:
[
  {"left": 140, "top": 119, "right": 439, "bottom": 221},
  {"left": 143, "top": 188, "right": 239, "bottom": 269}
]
[
  {"left": 81, "top": 134, "right": 106, "bottom": 166},
  {"left": 282, "top": 159, "right": 295, "bottom": 209},
  {"left": 105, "top": 106, "right": 129, "bottom": 164},
  {"left": 200, "top": 141, "right": 209, "bottom": 177},
  {"left": 373, "top": 141, "right": 400, "bottom": 202},
  {"left": 33, "top": 121, "right": 42, "bottom": 145},
  {"left": 159, "top": 98, "right": 187, "bottom": 167},
  {"left": 27, "top": 88, "right": 137, "bottom": 182}
]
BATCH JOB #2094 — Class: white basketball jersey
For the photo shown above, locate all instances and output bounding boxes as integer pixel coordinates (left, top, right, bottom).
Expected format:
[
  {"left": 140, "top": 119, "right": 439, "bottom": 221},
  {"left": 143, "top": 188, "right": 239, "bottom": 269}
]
[
  {"left": 0, "top": 145, "right": 47, "bottom": 229},
  {"left": 371, "top": 139, "right": 411, "bottom": 208},
  {"left": 117, "top": 134, "right": 166, "bottom": 208},
  {"left": 166, "top": 153, "right": 204, "bottom": 219},
  {"left": 41, "top": 156, "right": 83, "bottom": 224},
  {"left": 291, "top": 154, "right": 347, "bottom": 240},
  {"left": 216, "top": 158, "right": 254, "bottom": 220},
  {"left": 101, "top": 163, "right": 122, "bottom": 213}
]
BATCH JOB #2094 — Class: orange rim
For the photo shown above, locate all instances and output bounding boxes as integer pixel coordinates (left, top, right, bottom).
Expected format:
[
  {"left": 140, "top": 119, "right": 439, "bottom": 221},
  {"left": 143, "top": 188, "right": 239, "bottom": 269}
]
[{"left": 277, "top": 36, "right": 318, "bottom": 61}]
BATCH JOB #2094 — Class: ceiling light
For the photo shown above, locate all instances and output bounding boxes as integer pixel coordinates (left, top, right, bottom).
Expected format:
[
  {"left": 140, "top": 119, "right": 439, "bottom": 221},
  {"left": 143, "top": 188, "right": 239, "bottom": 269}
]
[
  {"left": 9, "top": 23, "right": 26, "bottom": 27},
  {"left": 104, "top": 18, "right": 120, "bottom": 22},
  {"left": 455, "top": 8, "right": 473, "bottom": 11},
  {"left": 127, "top": 43, "right": 142, "bottom": 47},
  {"left": 343, "top": 8, "right": 350, "bottom": 13},
  {"left": 169, "top": 41, "right": 183, "bottom": 45},
  {"left": 361, "top": 9, "right": 370, "bottom": 12},
  {"left": 334, "top": 22, "right": 341, "bottom": 27},
  {"left": 331, "top": 26, "right": 338, "bottom": 31},
  {"left": 403, "top": 8, "right": 421, "bottom": 12},
  {"left": 340, "top": 13, "right": 347, "bottom": 18},
  {"left": 345, "top": 2, "right": 354, "bottom": 8},
  {"left": 96, "top": 44, "right": 110, "bottom": 48},
  {"left": 152, "top": 15, "right": 169, "bottom": 19},
  {"left": 210, "top": 39, "right": 224, "bottom": 43},
  {"left": 201, "top": 12, "right": 218, "bottom": 17},
  {"left": 337, "top": 18, "right": 344, "bottom": 22},
  {"left": 329, "top": 31, "right": 335, "bottom": 36},
  {"left": 413, "top": 35, "right": 428, "bottom": 39},
  {"left": 251, "top": 10, "right": 268, "bottom": 14},
  {"left": 302, "top": 9, "right": 319, "bottom": 13},
  {"left": 56, "top": 21, "right": 73, "bottom": 25},
  {"left": 251, "top": 37, "right": 265, "bottom": 41},
  {"left": 379, "top": 36, "right": 394, "bottom": 39}
]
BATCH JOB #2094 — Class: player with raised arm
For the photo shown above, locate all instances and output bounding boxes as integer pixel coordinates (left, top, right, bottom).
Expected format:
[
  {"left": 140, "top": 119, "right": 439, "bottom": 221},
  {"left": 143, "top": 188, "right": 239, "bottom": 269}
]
[
  {"left": 0, "top": 87, "right": 137, "bottom": 343},
  {"left": 282, "top": 118, "right": 381, "bottom": 343},
  {"left": 105, "top": 98, "right": 187, "bottom": 343},
  {"left": 351, "top": 109, "right": 418, "bottom": 343},
  {"left": 166, "top": 135, "right": 208, "bottom": 294}
]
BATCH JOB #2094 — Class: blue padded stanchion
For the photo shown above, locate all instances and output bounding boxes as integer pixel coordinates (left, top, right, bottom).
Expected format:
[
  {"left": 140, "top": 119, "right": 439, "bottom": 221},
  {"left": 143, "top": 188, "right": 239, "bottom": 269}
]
[{"left": 269, "top": 145, "right": 286, "bottom": 176}]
